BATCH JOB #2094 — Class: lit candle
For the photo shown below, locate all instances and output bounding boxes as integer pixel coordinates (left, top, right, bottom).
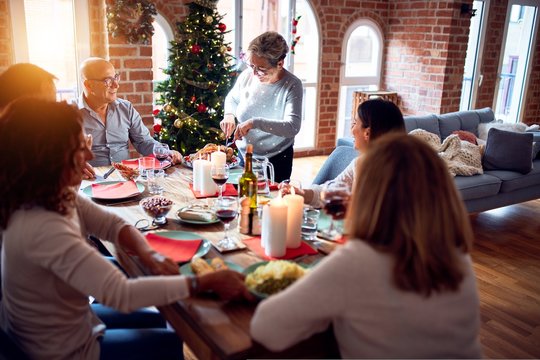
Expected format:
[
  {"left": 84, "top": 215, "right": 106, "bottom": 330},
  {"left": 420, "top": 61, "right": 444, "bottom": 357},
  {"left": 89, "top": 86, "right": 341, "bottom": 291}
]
[
  {"left": 261, "top": 194, "right": 287, "bottom": 257},
  {"left": 284, "top": 187, "right": 303, "bottom": 248},
  {"left": 210, "top": 148, "right": 227, "bottom": 168},
  {"left": 192, "top": 156, "right": 203, "bottom": 192},
  {"left": 199, "top": 159, "right": 218, "bottom": 196}
]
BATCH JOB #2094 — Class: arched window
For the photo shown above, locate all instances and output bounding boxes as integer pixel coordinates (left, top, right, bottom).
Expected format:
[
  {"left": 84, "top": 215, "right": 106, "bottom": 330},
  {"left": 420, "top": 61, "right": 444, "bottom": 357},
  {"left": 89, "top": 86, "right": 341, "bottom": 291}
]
[
  {"left": 338, "top": 20, "right": 383, "bottom": 139},
  {"left": 216, "top": 0, "right": 320, "bottom": 150},
  {"left": 152, "top": 13, "right": 174, "bottom": 104},
  {"left": 9, "top": 0, "right": 90, "bottom": 103}
]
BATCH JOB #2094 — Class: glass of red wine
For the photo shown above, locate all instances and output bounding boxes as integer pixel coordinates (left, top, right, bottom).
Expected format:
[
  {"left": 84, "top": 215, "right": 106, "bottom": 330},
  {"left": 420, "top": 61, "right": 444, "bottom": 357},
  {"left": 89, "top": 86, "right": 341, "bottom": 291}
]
[
  {"left": 211, "top": 164, "right": 229, "bottom": 199},
  {"left": 153, "top": 143, "right": 170, "bottom": 168},
  {"left": 214, "top": 196, "right": 239, "bottom": 250},
  {"left": 320, "top": 180, "right": 351, "bottom": 241}
]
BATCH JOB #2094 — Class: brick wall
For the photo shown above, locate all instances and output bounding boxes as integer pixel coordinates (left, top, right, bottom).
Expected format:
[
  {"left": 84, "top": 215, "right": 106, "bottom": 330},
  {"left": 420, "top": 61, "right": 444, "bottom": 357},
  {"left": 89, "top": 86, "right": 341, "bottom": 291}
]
[
  {"left": 523, "top": 35, "right": 540, "bottom": 125},
  {"left": 0, "top": 0, "right": 12, "bottom": 70}
]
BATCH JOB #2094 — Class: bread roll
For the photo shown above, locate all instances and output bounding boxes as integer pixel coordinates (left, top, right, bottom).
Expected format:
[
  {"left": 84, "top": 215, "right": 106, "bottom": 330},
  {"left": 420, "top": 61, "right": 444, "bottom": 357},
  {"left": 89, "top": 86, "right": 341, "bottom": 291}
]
[
  {"left": 210, "top": 258, "right": 228, "bottom": 271},
  {"left": 190, "top": 258, "right": 214, "bottom": 275}
]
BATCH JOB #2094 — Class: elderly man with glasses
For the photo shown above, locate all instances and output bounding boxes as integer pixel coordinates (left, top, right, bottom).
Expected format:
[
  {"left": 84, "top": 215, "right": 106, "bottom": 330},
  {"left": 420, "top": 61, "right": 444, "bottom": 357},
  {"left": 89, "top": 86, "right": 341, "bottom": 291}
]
[{"left": 78, "top": 57, "right": 182, "bottom": 167}]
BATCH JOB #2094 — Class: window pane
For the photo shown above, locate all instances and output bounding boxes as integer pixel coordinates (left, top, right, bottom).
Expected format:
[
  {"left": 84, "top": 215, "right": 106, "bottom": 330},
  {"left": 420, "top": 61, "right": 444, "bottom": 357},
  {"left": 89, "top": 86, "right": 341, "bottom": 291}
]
[
  {"left": 345, "top": 26, "right": 379, "bottom": 77},
  {"left": 242, "top": 0, "right": 290, "bottom": 52},
  {"left": 24, "top": 0, "right": 78, "bottom": 102},
  {"left": 216, "top": 0, "right": 237, "bottom": 59},
  {"left": 152, "top": 20, "right": 170, "bottom": 83},
  {"left": 292, "top": 0, "right": 318, "bottom": 83}
]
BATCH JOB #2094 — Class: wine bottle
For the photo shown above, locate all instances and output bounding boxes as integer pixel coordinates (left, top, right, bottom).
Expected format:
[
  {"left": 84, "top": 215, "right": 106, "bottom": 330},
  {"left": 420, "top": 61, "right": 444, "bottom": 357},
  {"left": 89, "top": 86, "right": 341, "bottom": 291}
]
[{"left": 239, "top": 144, "right": 258, "bottom": 210}]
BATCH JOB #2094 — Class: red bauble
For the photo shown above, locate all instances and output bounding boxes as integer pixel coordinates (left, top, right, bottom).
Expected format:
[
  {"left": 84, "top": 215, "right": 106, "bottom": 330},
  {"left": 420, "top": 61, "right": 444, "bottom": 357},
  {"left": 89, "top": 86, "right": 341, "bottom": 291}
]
[
  {"left": 218, "top": 23, "right": 227, "bottom": 32},
  {"left": 227, "top": 46, "right": 231, "bottom": 51},
  {"left": 191, "top": 96, "right": 197, "bottom": 103},
  {"left": 190, "top": 44, "right": 201, "bottom": 54},
  {"left": 197, "top": 103, "right": 207, "bottom": 113},
  {"left": 293, "top": 19, "right": 299, "bottom": 26},
  {"left": 152, "top": 109, "right": 160, "bottom": 116},
  {"left": 153, "top": 124, "right": 162, "bottom": 133}
]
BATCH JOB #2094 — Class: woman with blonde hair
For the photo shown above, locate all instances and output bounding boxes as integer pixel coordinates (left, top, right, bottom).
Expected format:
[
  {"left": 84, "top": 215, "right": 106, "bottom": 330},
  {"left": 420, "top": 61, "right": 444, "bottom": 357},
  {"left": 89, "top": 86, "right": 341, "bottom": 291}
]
[{"left": 251, "top": 134, "right": 482, "bottom": 358}]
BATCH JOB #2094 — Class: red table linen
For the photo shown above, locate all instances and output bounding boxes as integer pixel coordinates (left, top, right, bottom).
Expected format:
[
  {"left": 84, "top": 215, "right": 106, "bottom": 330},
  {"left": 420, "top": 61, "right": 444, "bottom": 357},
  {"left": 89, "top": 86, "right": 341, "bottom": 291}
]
[
  {"left": 243, "top": 237, "right": 317, "bottom": 260},
  {"left": 145, "top": 233, "right": 202, "bottom": 263}
]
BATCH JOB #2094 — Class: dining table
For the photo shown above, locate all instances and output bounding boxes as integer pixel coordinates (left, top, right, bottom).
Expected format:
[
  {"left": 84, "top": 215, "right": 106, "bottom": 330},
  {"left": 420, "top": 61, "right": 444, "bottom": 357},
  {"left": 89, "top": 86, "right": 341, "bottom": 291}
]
[{"left": 79, "top": 162, "right": 341, "bottom": 360}]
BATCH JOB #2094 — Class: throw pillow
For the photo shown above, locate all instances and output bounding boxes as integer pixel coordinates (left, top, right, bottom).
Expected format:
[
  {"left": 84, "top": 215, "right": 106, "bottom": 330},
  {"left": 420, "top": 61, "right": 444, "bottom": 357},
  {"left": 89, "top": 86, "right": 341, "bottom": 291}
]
[
  {"left": 482, "top": 128, "right": 534, "bottom": 174},
  {"left": 453, "top": 130, "right": 478, "bottom": 145},
  {"left": 478, "top": 120, "right": 527, "bottom": 140},
  {"left": 533, "top": 141, "right": 540, "bottom": 160}
]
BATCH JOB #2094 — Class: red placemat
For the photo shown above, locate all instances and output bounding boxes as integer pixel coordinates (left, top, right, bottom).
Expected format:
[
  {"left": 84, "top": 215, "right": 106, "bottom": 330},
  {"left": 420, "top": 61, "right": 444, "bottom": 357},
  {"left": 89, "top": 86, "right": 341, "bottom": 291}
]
[
  {"left": 91, "top": 180, "right": 140, "bottom": 199},
  {"left": 145, "top": 233, "right": 202, "bottom": 263},
  {"left": 189, "top": 183, "right": 238, "bottom": 198},
  {"left": 243, "top": 237, "right": 317, "bottom": 260}
]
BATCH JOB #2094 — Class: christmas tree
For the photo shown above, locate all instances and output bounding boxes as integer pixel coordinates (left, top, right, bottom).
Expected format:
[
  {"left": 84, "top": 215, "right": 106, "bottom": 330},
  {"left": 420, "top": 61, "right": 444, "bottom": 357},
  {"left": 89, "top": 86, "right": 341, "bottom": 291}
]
[{"left": 153, "top": 0, "right": 236, "bottom": 155}]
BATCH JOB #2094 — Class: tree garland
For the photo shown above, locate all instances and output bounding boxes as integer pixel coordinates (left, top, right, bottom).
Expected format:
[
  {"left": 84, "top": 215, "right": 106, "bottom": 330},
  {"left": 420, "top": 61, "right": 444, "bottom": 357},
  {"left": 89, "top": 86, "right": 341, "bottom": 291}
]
[{"left": 107, "top": 0, "right": 157, "bottom": 45}]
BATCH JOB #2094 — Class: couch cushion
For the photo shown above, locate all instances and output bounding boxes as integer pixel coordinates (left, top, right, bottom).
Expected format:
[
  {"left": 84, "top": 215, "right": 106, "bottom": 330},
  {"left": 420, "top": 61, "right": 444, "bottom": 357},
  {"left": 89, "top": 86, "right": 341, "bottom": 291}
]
[
  {"left": 453, "top": 174, "right": 501, "bottom": 200},
  {"left": 404, "top": 114, "right": 441, "bottom": 138},
  {"left": 484, "top": 159, "right": 540, "bottom": 193},
  {"left": 482, "top": 128, "right": 534, "bottom": 174}
]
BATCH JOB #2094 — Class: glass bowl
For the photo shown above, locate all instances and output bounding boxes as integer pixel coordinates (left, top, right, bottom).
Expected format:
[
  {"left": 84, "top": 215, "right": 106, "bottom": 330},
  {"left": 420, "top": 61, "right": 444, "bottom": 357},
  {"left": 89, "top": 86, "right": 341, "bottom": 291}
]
[{"left": 140, "top": 196, "right": 173, "bottom": 225}]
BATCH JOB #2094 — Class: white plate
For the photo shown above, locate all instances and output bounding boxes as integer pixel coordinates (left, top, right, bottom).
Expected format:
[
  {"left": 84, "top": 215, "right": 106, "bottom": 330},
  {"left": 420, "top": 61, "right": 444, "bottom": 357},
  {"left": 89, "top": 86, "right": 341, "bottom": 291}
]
[{"left": 175, "top": 207, "right": 219, "bottom": 225}]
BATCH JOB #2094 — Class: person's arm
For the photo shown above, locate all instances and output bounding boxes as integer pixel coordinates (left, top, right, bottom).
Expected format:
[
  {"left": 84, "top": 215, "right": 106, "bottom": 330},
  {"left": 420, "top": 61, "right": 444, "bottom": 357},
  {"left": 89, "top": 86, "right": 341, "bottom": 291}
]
[
  {"left": 250, "top": 251, "right": 348, "bottom": 351},
  {"left": 76, "top": 195, "right": 178, "bottom": 275},
  {"left": 221, "top": 71, "right": 246, "bottom": 138},
  {"left": 125, "top": 103, "right": 158, "bottom": 157}
]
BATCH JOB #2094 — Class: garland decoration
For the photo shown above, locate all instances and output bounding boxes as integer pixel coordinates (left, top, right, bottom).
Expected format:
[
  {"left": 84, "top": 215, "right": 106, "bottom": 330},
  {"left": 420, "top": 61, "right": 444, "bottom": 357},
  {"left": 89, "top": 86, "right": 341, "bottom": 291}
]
[
  {"left": 107, "top": 0, "right": 157, "bottom": 45},
  {"left": 291, "top": 16, "right": 302, "bottom": 54}
]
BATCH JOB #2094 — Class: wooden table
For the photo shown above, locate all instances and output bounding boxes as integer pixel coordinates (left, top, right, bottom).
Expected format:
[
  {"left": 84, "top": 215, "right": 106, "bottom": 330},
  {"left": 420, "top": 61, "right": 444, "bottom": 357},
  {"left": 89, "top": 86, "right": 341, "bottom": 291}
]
[{"left": 80, "top": 164, "right": 340, "bottom": 359}]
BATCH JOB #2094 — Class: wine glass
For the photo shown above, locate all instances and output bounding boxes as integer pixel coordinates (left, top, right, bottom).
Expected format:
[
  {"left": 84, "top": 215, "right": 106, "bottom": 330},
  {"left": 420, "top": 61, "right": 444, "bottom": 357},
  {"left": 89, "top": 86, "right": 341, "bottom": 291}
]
[
  {"left": 214, "top": 196, "right": 239, "bottom": 250},
  {"left": 153, "top": 143, "right": 170, "bottom": 168},
  {"left": 320, "top": 180, "right": 351, "bottom": 241},
  {"left": 211, "top": 164, "right": 229, "bottom": 199}
]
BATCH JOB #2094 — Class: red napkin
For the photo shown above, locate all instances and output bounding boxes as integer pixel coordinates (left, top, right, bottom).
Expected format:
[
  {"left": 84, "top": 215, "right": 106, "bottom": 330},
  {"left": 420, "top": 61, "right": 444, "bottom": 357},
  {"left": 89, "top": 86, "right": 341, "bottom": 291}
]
[
  {"left": 243, "top": 237, "right": 317, "bottom": 260},
  {"left": 91, "top": 180, "right": 140, "bottom": 199},
  {"left": 145, "top": 233, "right": 202, "bottom": 263},
  {"left": 121, "top": 157, "right": 169, "bottom": 170},
  {"left": 189, "top": 183, "right": 238, "bottom": 198}
]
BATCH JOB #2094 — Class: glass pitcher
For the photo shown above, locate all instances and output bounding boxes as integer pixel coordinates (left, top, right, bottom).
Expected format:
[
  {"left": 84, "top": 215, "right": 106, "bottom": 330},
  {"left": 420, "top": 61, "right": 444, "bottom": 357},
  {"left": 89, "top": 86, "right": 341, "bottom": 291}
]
[{"left": 252, "top": 155, "right": 275, "bottom": 195}]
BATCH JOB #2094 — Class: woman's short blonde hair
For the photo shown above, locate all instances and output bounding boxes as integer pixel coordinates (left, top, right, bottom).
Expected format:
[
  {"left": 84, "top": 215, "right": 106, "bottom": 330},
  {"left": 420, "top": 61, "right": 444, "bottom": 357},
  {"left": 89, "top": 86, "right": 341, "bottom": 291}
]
[
  {"left": 248, "top": 31, "right": 289, "bottom": 66},
  {"left": 347, "top": 133, "right": 473, "bottom": 296}
]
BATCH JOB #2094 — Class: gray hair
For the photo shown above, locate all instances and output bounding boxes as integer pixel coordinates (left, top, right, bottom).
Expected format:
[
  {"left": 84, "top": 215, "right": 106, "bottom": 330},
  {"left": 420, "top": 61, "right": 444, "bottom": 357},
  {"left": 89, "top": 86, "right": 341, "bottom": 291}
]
[{"left": 248, "top": 31, "right": 289, "bottom": 66}]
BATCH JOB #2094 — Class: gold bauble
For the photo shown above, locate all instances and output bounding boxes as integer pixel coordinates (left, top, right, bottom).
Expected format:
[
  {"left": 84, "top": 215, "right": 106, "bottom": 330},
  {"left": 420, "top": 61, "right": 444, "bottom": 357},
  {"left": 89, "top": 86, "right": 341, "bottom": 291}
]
[
  {"left": 174, "top": 119, "right": 183, "bottom": 128},
  {"left": 205, "top": 15, "right": 213, "bottom": 24}
]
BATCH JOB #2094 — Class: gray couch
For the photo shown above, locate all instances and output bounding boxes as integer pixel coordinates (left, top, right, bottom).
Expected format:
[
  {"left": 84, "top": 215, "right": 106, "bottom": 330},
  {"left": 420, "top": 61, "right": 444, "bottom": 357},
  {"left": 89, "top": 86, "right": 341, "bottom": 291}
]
[{"left": 337, "top": 108, "right": 540, "bottom": 213}]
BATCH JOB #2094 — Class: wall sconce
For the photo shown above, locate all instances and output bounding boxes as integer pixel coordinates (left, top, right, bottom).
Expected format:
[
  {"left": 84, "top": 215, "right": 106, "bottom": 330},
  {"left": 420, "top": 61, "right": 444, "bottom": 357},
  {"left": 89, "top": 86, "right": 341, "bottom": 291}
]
[{"left": 461, "top": 3, "right": 477, "bottom": 17}]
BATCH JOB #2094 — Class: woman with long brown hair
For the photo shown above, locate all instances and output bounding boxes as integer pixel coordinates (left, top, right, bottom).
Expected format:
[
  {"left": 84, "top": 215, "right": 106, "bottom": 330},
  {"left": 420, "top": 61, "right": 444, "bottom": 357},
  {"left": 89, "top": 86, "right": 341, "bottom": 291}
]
[
  {"left": 0, "top": 99, "right": 249, "bottom": 359},
  {"left": 251, "top": 134, "right": 482, "bottom": 358}
]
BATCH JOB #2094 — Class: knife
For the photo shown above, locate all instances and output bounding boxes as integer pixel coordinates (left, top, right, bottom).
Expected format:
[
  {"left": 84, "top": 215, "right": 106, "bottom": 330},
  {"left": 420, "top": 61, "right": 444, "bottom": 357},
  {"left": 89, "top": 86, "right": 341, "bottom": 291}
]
[{"left": 102, "top": 167, "right": 116, "bottom": 179}]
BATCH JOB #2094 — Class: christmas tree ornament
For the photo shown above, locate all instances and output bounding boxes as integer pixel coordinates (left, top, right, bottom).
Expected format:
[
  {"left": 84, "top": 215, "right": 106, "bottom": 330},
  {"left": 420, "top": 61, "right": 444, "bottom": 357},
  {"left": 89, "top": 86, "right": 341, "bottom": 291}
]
[
  {"left": 190, "top": 44, "right": 201, "bottom": 54},
  {"left": 153, "top": 123, "right": 162, "bottom": 133},
  {"left": 191, "top": 96, "right": 197, "bottom": 103},
  {"left": 220, "top": 45, "right": 227, "bottom": 53},
  {"left": 152, "top": 109, "right": 160, "bottom": 116},
  {"left": 174, "top": 119, "right": 183, "bottom": 128},
  {"left": 205, "top": 15, "right": 213, "bottom": 24},
  {"left": 164, "top": 104, "right": 172, "bottom": 112},
  {"left": 218, "top": 23, "right": 227, "bottom": 32},
  {"left": 107, "top": 0, "right": 157, "bottom": 45},
  {"left": 197, "top": 103, "right": 207, "bottom": 113},
  {"left": 291, "top": 16, "right": 302, "bottom": 52}
]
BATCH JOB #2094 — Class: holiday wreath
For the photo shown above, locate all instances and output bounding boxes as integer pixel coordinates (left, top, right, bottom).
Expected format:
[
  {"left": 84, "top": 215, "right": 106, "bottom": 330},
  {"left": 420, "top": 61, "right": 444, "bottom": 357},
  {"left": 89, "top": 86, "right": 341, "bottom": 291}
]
[{"left": 107, "top": 0, "right": 157, "bottom": 45}]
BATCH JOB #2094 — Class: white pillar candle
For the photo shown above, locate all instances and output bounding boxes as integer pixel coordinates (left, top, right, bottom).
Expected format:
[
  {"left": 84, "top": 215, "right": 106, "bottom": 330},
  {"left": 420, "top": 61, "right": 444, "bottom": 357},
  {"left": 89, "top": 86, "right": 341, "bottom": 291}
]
[
  {"left": 199, "top": 159, "right": 218, "bottom": 196},
  {"left": 261, "top": 196, "right": 287, "bottom": 257},
  {"left": 284, "top": 191, "right": 304, "bottom": 249},
  {"left": 210, "top": 149, "right": 227, "bottom": 168},
  {"left": 192, "top": 157, "right": 203, "bottom": 192}
]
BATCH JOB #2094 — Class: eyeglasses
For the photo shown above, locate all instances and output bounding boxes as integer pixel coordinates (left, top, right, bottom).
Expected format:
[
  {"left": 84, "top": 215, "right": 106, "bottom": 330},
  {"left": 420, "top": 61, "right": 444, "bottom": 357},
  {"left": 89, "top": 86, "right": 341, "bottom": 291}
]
[
  {"left": 89, "top": 73, "right": 120, "bottom": 87},
  {"left": 243, "top": 61, "right": 271, "bottom": 77}
]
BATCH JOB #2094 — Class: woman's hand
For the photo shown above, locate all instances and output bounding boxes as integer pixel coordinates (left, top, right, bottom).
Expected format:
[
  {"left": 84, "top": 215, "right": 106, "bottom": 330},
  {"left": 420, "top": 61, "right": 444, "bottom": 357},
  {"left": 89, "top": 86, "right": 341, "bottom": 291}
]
[
  {"left": 198, "top": 270, "right": 255, "bottom": 301},
  {"left": 278, "top": 181, "right": 305, "bottom": 197},
  {"left": 169, "top": 150, "right": 183, "bottom": 165},
  {"left": 140, "top": 250, "right": 180, "bottom": 276},
  {"left": 233, "top": 119, "right": 254, "bottom": 141},
  {"left": 220, "top": 114, "right": 236, "bottom": 138},
  {"left": 82, "top": 162, "right": 96, "bottom": 180}
]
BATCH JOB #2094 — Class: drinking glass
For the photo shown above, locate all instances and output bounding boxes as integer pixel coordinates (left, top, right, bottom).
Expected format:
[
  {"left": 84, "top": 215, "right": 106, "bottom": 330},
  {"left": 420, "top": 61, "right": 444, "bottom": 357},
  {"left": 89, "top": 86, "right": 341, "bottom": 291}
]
[
  {"left": 211, "top": 164, "right": 229, "bottom": 198},
  {"left": 153, "top": 143, "right": 170, "bottom": 168},
  {"left": 320, "top": 180, "right": 351, "bottom": 240},
  {"left": 214, "top": 196, "right": 239, "bottom": 250}
]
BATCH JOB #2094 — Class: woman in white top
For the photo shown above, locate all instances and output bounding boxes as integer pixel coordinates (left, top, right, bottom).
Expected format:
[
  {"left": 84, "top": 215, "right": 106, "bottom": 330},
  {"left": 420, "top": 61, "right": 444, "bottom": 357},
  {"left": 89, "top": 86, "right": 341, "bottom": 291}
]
[
  {"left": 251, "top": 134, "right": 482, "bottom": 358},
  {"left": 287, "top": 99, "right": 406, "bottom": 207},
  {"left": 0, "top": 99, "right": 251, "bottom": 360}
]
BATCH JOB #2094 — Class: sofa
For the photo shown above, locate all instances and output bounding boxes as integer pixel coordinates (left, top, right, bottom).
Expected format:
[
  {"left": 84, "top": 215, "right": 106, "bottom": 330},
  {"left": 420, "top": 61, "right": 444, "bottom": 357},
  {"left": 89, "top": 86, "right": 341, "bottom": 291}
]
[{"left": 337, "top": 108, "right": 540, "bottom": 213}]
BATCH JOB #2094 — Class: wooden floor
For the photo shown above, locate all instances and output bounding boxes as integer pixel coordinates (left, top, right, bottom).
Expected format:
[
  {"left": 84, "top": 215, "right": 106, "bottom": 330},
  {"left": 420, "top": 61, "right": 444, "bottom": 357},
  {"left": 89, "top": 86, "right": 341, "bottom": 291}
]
[{"left": 185, "top": 156, "right": 540, "bottom": 359}]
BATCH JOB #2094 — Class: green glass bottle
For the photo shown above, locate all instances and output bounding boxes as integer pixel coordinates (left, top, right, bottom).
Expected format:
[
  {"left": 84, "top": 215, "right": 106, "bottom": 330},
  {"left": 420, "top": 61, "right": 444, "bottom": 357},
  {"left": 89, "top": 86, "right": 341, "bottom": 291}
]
[{"left": 239, "top": 144, "right": 258, "bottom": 210}]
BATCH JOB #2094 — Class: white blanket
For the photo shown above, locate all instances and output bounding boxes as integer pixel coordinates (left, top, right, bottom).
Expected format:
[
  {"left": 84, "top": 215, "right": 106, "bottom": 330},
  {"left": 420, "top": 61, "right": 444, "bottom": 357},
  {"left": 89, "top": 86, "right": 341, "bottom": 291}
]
[{"left": 409, "top": 129, "right": 483, "bottom": 177}]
